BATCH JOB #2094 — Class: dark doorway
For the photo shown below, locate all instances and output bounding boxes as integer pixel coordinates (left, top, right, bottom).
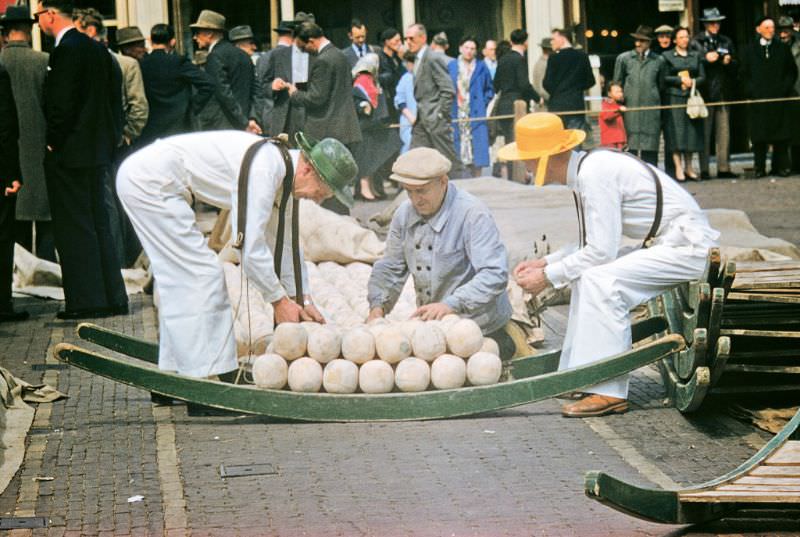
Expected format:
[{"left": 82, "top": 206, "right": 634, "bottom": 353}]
[
  {"left": 416, "top": 0, "right": 504, "bottom": 59},
  {"left": 295, "top": 0, "right": 401, "bottom": 49},
  {"left": 583, "top": 0, "right": 680, "bottom": 84}
]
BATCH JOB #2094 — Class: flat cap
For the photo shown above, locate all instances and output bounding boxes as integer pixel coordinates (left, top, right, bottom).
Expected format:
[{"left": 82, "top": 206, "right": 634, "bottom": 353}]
[
  {"left": 654, "top": 24, "right": 674, "bottom": 35},
  {"left": 390, "top": 148, "right": 452, "bottom": 185}
]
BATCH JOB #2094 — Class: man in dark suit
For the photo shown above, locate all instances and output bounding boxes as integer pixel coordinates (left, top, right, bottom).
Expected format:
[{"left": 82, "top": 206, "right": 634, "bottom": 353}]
[
  {"left": 543, "top": 28, "right": 595, "bottom": 136},
  {"left": 0, "top": 61, "right": 26, "bottom": 322},
  {"left": 190, "top": 9, "right": 263, "bottom": 134},
  {"left": 259, "top": 20, "right": 311, "bottom": 138},
  {"left": 36, "top": 0, "right": 128, "bottom": 319},
  {"left": 255, "top": 21, "right": 294, "bottom": 134},
  {"left": 494, "top": 29, "right": 540, "bottom": 146},
  {"left": 290, "top": 22, "right": 361, "bottom": 215},
  {"left": 289, "top": 22, "right": 361, "bottom": 146},
  {"left": 403, "top": 23, "right": 460, "bottom": 171},
  {"left": 341, "top": 18, "right": 379, "bottom": 69},
  {"left": 139, "top": 24, "right": 214, "bottom": 145}
]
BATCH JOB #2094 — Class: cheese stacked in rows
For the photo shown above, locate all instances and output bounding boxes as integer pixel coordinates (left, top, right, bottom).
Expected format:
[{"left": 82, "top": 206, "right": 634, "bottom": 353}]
[{"left": 250, "top": 317, "right": 503, "bottom": 393}]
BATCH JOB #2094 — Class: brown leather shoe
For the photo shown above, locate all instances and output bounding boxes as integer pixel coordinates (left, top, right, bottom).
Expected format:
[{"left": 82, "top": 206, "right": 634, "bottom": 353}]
[{"left": 561, "top": 394, "right": 628, "bottom": 418}]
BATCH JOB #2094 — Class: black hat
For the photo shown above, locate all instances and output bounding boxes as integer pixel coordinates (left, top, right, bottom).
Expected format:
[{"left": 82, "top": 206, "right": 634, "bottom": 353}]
[
  {"left": 699, "top": 7, "right": 726, "bottom": 23},
  {"left": 1, "top": 6, "right": 35, "bottom": 24},
  {"left": 273, "top": 20, "right": 295, "bottom": 35},
  {"left": 229, "top": 24, "right": 254, "bottom": 42},
  {"left": 630, "top": 25, "right": 654, "bottom": 41}
]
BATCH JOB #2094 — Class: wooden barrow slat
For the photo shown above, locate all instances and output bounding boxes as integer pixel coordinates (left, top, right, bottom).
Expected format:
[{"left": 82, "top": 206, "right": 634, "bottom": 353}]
[
  {"left": 53, "top": 334, "right": 684, "bottom": 423},
  {"left": 585, "top": 408, "right": 800, "bottom": 524}
]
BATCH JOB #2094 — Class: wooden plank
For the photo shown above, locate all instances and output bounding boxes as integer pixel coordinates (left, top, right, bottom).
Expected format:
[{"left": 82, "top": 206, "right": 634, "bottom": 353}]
[
  {"left": 765, "top": 442, "right": 800, "bottom": 466},
  {"left": 735, "top": 261, "right": 800, "bottom": 273},
  {"left": 720, "top": 329, "right": 800, "bottom": 338},
  {"left": 751, "top": 466, "right": 800, "bottom": 478},
  {"left": 681, "top": 491, "right": 800, "bottom": 503},
  {"left": 735, "top": 476, "right": 800, "bottom": 486},
  {"left": 725, "top": 365, "right": 800, "bottom": 374},
  {"left": 727, "top": 293, "right": 800, "bottom": 304},
  {"left": 717, "top": 484, "right": 800, "bottom": 492}
]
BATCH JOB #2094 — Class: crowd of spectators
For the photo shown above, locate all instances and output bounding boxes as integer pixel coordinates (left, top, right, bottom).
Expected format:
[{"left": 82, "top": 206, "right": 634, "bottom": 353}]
[{"left": 1, "top": 1, "right": 800, "bottom": 321}]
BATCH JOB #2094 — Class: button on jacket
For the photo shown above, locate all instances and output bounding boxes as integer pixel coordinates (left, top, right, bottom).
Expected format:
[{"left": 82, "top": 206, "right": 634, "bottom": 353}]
[{"left": 368, "top": 184, "right": 512, "bottom": 334}]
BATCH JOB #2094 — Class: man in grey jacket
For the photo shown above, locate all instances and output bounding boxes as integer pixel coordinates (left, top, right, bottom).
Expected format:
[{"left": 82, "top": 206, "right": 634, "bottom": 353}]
[
  {"left": 0, "top": 6, "right": 54, "bottom": 262},
  {"left": 404, "top": 23, "right": 461, "bottom": 171}
]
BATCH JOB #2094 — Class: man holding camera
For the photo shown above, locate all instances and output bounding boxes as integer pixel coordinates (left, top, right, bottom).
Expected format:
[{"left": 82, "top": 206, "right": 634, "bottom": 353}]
[{"left": 691, "top": 7, "right": 738, "bottom": 179}]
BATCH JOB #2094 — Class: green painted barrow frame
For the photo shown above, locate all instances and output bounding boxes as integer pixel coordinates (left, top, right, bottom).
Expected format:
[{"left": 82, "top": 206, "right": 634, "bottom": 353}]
[
  {"left": 54, "top": 324, "right": 684, "bottom": 422},
  {"left": 585, "top": 408, "right": 800, "bottom": 524}
]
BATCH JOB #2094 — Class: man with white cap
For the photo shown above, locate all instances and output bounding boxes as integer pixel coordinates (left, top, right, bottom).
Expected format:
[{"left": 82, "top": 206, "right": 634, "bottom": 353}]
[
  {"left": 501, "top": 113, "right": 718, "bottom": 417},
  {"left": 116, "top": 131, "right": 357, "bottom": 382},
  {"left": 366, "top": 147, "right": 514, "bottom": 356}
]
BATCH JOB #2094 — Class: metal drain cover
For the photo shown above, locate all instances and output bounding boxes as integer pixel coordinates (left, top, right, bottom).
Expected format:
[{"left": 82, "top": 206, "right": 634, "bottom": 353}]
[
  {"left": 219, "top": 463, "right": 277, "bottom": 478},
  {"left": 0, "top": 517, "right": 48, "bottom": 529}
]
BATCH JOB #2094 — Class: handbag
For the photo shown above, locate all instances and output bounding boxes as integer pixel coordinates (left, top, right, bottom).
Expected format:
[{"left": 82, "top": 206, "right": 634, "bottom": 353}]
[{"left": 686, "top": 80, "right": 708, "bottom": 119}]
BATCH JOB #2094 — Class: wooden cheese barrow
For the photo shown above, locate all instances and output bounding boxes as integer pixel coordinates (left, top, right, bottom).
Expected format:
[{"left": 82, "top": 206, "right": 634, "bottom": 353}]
[
  {"left": 52, "top": 317, "right": 679, "bottom": 422},
  {"left": 585, "top": 408, "right": 800, "bottom": 525}
]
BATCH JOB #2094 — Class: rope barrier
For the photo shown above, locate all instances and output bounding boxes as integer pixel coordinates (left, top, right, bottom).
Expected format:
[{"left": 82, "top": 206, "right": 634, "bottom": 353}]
[{"left": 387, "top": 95, "right": 800, "bottom": 128}]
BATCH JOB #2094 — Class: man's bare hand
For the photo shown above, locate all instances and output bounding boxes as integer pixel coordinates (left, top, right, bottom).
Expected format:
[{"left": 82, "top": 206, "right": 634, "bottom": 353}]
[
  {"left": 287, "top": 83, "right": 298, "bottom": 96},
  {"left": 303, "top": 302, "right": 326, "bottom": 324},
  {"left": 513, "top": 258, "right": 547, "bottom": 279},
  {"left": 412, "top": 302, "right": 454, "bottom": 321},
  {"left": 706, "top": 51, "right": 719, "bottom": 63},
  {"left": 273, "top": 296, "right": 305, "bottom": 324},
  {"left": 246, "top": 120, "right": 262, "bottom": 135},
  {"left": 366, "top": 307, "right": 384, "bottom": 323},
  {"left": 722, "top": 54, "right": 732, "bottom": 65},
  {"left": 272, "top": 78, "right": 287, "bottom": 91},
  {"left": 514, "top": 267, "right": 550, "bottom": 297},
  {"left": 4, "top": 180, "right": 21, "bottom": 197}
]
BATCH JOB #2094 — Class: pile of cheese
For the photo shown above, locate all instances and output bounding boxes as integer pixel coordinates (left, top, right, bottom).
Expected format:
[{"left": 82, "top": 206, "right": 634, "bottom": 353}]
[
  {"left": 224, "top": 260, "right": 419, "bottom": 357},
  {"left": 250, "top": 316, "right": 503, "bottom": 393}
]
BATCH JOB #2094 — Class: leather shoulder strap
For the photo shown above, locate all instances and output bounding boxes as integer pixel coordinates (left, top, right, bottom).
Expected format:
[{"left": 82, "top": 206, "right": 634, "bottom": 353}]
[
  {"left": 232, "top": 138, "right": 272, "bottom": 250},
  {"left": 576, "top": 148, "right": 663, "bottom": 249}
]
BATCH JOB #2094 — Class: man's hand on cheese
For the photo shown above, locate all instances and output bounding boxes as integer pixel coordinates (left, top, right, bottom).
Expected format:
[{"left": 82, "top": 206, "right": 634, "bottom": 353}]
[{"left": 412, "top": 302, "right": 454, "bottom": 321}]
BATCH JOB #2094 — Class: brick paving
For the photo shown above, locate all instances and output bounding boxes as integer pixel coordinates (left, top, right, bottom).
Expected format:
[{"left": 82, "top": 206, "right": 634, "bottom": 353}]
[{"left": 2, "top": 173, "right": 800, "bottom": 535}]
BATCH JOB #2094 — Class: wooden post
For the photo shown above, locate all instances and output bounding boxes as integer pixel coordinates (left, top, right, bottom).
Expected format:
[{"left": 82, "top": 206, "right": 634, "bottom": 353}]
[
  {"left": 270, "top": 0, "right": 279, "bottom": 47},
  {"left": 511, "top": 99, "right": 528, "bottom": 183}
]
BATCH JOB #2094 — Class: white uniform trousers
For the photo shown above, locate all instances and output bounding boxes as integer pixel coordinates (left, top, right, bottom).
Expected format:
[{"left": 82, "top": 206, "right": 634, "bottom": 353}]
[
  {"left": 558, "top": 243, "right": 711, "bottom": 399},
  {"left": 116, "top": 148, "right": 238, "bottom": 378}
]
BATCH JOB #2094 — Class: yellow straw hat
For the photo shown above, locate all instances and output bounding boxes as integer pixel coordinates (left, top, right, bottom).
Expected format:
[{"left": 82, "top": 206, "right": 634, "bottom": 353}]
[{"left": 498, "top": 112, "right": 585, "bottom": 162}]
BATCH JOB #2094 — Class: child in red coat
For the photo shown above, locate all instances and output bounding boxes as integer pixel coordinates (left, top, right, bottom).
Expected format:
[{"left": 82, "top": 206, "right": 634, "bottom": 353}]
[{"left": 599, "top": 81, "right": 627, "bottom": 149}]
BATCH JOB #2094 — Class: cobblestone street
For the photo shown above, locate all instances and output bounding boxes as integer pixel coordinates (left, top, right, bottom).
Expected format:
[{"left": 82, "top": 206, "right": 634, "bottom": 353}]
[{"left": 2, "top": 176, "right": 799, "bottom": 536}]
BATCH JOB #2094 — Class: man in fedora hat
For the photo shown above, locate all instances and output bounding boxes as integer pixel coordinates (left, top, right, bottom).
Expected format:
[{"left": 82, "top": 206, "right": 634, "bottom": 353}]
[
  {"left": 116, "top": 130, "right": 357, "bottom": 381},
  {"left": 366, "top": 147, "right": 515, "bottom": 357},
  {"left": 613, "top": 25, "right": 665, "bottom": 166},
  {"left": 502, "top": 113, "right": 718, "bottom": 417},
  {"left": 778, "top": 15, "right": 800, "bottom": 174},
  {"left": 230, "top": 25, "right": 258, "bottom": 60},
  {"left": 113, "top": 27, "right": 149, "bottom": 149},
  {"left": 691, "top": 7, "right": 738, "bottom": 179},
  {"left": 191, "top": 9, "right": 263, "bottom": 135},
  {"left": 37, "top": 0, "right": 129, "bottom": 320},
  {"left": 0, "top": 5, "right": 55, "bottom": 264},
  {"left": 741, "top": 16, "right": 798, "bottom": 178},
  {"left": 255, "top": 20, "right": 296, "bottom": 134},
  {"left": 0, "top": 55, "right": 24, "bottom": 322}
]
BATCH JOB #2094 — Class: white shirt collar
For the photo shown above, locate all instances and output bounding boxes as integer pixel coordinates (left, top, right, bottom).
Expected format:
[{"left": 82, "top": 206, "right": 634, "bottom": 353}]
[
  {"left": 417, "top": 44, "right": 428, "bottom": 62},
  {"left": 55, "top": 26, "right": 72, "bottom": 47},
  {"left": 318, "top": 40, "right": 331, "bottom": 53}
]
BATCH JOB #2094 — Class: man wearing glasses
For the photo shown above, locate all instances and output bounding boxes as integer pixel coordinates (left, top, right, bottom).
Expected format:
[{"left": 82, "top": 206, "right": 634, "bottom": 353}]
[{"left": 35, "top": 0, "right": 128, "bottom": 320}]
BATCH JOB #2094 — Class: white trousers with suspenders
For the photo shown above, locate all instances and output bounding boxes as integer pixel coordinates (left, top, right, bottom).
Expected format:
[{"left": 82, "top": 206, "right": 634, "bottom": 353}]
[
  {"left": 556, "top": 149, "right": 718, "bottom": 399},
  {"left": 116, "top": 133, "right": 303, "bottom": 378}
]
